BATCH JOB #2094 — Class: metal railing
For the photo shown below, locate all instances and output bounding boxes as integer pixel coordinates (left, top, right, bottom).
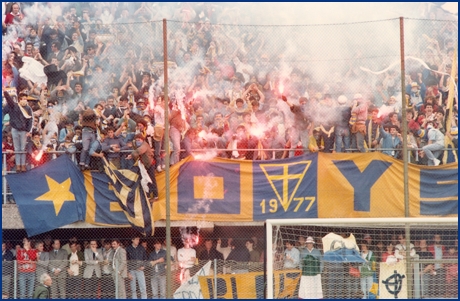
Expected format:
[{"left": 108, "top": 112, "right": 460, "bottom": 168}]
[
  {"left": 2, "top": 147, "right": 457, "bottom": 205},
  {"left": 2, "top": 257, "right": 457, "bottom": 299}
]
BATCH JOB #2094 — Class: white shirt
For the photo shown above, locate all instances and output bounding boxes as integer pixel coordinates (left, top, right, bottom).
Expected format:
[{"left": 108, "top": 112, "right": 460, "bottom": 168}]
[
  {"left": 177, "top": 248, "right": 196, "bottom": 269},
  {"left": 154, "top": 105, "right": 165, "bottom": 126},
  {"left": 69, "top": 252, "right": 79, "bottom": 276},
  {"left": 395, "top": 243, "right": 416, "bottom": 259}
]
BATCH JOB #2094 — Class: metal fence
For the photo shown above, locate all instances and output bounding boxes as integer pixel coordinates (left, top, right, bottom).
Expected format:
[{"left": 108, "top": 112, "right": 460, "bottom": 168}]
[{"left": 2, "top": 226, "right": 458, "bottom": 299}]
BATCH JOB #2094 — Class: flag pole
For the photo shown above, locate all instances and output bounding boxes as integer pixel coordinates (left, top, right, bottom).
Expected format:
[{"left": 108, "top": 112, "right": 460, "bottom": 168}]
[
  {"left": 163, "top": 18, "right": 172, "bottom": 299},
  {"left": 442, "top": 44, "right": 458, "bottom": 163}
]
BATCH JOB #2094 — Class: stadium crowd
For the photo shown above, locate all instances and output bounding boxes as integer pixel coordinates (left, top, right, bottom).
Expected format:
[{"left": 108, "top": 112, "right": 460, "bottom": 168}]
[
  {"left": 2, "top": 232, "right": 457, "bottom": 299},
  {"left": 2, "top": 2, "right": 458, "bottom": 177}
]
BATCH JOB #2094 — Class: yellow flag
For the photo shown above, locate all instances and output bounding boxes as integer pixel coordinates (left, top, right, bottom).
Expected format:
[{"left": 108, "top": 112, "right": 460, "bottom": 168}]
[{"left": 443, "top": 45, "right": 458, "bottom": 163}]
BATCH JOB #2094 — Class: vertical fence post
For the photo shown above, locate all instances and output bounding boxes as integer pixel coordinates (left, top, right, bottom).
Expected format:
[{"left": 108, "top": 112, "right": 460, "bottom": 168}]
[
  {"left": 213, "top": 259, "right": 217, "bottom": 299},
  {"left": 3, "top": 152, "right": 7, "bottom": 204},
  {"left": 13, "top": 260, "right": 17, "bottom": 299},
  {"left": 266, "top": 221, "right": 274, "bottom": 299},
  {"left": 400, "top": 15, "right": 413, "bottom": 300},
  {"left": 163, "top": 18, "right": 172, "bottom": 300},
  {"left": 399, "top": 17, "right": 409, "bottom": 218},
  {"left": 115, "top": 260, "right": 119, "bottom": 299},
  {"left": 264, "top": 221, "right": 267, "bottom": 299}
]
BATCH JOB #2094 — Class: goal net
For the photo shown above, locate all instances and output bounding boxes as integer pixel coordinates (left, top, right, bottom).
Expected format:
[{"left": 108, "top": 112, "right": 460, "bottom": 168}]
[{"left": 266, "top": 218, "right": 458, "bottom": 299}]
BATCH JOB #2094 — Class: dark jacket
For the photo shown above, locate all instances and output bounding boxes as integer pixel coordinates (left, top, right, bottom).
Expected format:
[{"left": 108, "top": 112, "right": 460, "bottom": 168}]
[
  {"left": 81, "top": 108, "right": 97, "bottom": 130},
  {"left": 226, "top": 247, "right": 250, "bottom": 262},
  {"left": 148, "top": 249, "right": 171, "bottom": 276},
  {"left": 132, "top": 141, "right": 154, "bottom": 168},
  {"left": 125, "top": 244, "right": 147, "bottom": 270},
  {"left": 198, "top": 248, "right": 224, "bottom": 261},
  {"left": 2, "top": 249, "right": 15, "bottom": 275},
  {"left": 3, "top": 91, "right": 33, "bottom": 132},
  {"left": 32, "top": 284, "right": 50, "bottom": 299}
]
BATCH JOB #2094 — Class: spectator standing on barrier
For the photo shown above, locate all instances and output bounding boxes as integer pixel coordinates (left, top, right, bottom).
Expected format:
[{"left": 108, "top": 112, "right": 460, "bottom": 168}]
[
  {"left": 198, "top": 239, "right": 223, "bottom": 261},
  {"left": 79, "top": 106, "right": 99, "bottom": 171},
  {"left": 48, "top": 239, "right": 68, "bottom": 299},
  {"left": 103, "top": 126, "right": 127, "bottom": 169},
  {"left": 334, "top": 95, "right": 352, "bottom": 153},
  {"left": 378, "top": 124, "right": 402, "bottom": 158},
  {"left": 149, "top": 239, "right": 169, "bottom": 299},
  {"left": 88, "top": 129, "right": 109, "bottom": 172},
  {"left": 365, "top": 107, "right": 382, "bottom": 152},
  {"left": 298, "top": 236, "right": 323, "bottom": 299},
  {"left": 421, "top": 120, "right": 445, "bottom": 166},
  {"left": 308, "top": 128, "right": 325, "bottom": 153},
  {"left": 101, "top": 241, "right": 114, "bottom": 299},
  {"left": 26, "top": 131, "right": 45, "bottom": 170},
  {"left": 83, "top": 240, "right": 103, "bottom": 299},
  {"left": 283, "top": 240, "right": 300, "bottom": 269},
  {"left": 2, "top": 242, "right": 15, "bottom": 299},
  {"left": 317, "top": 94, "right": 336, "bottom": 153},
  {"left": 428, "top": 234, "right": 446, "bottom": 298},
  {"left": 169, "top": 101, "right": 186, "bottom": 165},
  {"left": 126, "top": 236, "right": 148, "bottom": 299},
  {"left": 111, "top": 239, "right": 127, "bottom": 299},
  {"left": 3, "top": 91, "right": 34, "bottom": 173},
  {"left": 67, "top": 241, "right": 84, "bottom": 299},
  {"left": 17, "top": 237, "right": 37, "bottom": 299},
  {"left": 281, "top": 95, "right": 310, "bottom": 156},
  {"left": 359, "top": 242, "right": 376, "bottom": 299},
  {"left": 32, "top": 273, "right": 52, "bottom": 299},
  {"left": 126, "top": 134, "right": 159, "bottom": 202},
  {"left": 350, "top": 93, "right": 368, "bottom": 153},
  {"left": 35, "top": 241, "right": 50, "bottom": 284},
  {"left": 177, "top": 238, "right": 197, "bottom": 284}
]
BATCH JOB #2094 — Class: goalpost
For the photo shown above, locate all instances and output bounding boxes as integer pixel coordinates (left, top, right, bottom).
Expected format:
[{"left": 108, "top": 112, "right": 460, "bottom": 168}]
[{"left": 266, "top": 217, "right": 458, "bottom": 299}]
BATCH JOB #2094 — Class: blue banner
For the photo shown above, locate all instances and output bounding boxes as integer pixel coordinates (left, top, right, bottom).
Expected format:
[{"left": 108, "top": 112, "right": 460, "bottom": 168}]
[
  {"left": 6, "top": 156, "right": 87, "bottom": 237},
  {"left": 252, "top": 154, "right": 318, "bottom": 220}
]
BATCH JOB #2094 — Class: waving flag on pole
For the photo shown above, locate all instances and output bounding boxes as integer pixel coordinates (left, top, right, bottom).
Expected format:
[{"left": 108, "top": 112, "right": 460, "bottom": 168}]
[
  {"left": 101, "top": 158, "right": 155, "bottom": 236},
  {"left": 6, "top": 156, "right": 86, "bottom": 236}
]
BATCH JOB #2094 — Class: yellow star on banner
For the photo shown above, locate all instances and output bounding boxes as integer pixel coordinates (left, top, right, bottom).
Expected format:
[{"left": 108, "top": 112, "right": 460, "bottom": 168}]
[{"left": 35, "top": 175, "right": 76, "bottom": 215}]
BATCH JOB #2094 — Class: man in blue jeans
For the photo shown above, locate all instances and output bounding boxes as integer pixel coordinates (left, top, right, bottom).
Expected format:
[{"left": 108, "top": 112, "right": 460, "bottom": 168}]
[
  {"left": 79, "top": 105, "right": 99, "bottom": 170},
  {"left": 3, "top": 91, "right": 33, "bottom": 172},
  {"left": 421, "top": 121, "right": 445, "bottom": 166},
  {"left": 149, "top": 239, "right": 171, "bottom": 299},
  {"left": 126, "top": 236, "right": 148, "bottom": 299}
]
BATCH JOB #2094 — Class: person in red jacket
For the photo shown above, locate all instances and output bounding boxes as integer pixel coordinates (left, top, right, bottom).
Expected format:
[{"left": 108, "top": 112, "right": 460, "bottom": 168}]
[
  {"left": 16, "top": 238, "right": 37, "bottom": 299},
  {"left": 4, "top": 3, "right": 24, "bottom": 26}
]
